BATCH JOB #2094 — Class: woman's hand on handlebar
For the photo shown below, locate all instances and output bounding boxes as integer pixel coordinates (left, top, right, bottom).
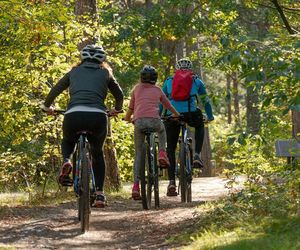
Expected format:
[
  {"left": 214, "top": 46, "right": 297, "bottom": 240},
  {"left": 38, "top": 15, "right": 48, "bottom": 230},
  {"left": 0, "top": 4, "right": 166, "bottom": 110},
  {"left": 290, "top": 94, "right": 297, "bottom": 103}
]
[
  {"left": 123, "top": 116, "right": 133, "bottom": 123},
  {"left": 171, "top": 112, "right": 180, "bottom": 119},
  {"left": 40, "top": 104, "right": 55, "bottom": 115},
  {"left": 107, "top": 108, "right": 123, "bottom": 117},
  {"left": 203, "top": 114, "right": 214, "bottom": 124}
]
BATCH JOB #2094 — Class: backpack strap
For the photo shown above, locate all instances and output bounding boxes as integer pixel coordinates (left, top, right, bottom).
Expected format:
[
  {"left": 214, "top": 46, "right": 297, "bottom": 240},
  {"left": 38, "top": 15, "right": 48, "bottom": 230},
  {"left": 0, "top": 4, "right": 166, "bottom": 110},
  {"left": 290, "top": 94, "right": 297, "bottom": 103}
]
[
  {"left": 187, "top": 76, "right": 198, "bottom": 113},
  {"left": 165, "top": 76, "right": 173, "bottom": 99}
]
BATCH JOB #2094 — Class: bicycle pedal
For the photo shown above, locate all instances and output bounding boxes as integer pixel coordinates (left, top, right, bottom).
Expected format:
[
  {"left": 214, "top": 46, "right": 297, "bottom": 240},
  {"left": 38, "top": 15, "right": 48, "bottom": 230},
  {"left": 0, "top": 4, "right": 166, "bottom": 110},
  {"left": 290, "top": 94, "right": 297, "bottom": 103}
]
[
  {"left": 159, "top": 165, "right": 168, "bottom": 169},
  {"left": 61, "top": 180, "right": 73, "bottom": 187}
]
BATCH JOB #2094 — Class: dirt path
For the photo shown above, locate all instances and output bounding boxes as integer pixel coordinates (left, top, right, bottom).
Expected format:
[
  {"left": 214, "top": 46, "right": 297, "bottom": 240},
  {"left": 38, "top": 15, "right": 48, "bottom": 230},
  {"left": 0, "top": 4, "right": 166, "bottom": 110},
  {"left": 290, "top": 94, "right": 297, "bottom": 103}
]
[{"left": 0, "top": 177, "right": 233, "bottom": 249}]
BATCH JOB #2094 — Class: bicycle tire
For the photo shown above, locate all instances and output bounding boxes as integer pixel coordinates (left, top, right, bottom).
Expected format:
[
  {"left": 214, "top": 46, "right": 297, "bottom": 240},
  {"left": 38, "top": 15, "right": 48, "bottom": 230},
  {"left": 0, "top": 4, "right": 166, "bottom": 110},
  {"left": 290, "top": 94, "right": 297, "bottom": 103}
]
[
  {"left": 186, "top": 146, "right": 193, "bottom": 203},
  {"left": 151, "top": 134, "right": 159, "bottom": 208},
  {"left": 72, "top": 148, "right": 81, "bottom": 222},
  {"left": 179, "top": 140, "right": 187, "bottom": 203},
  {"left": 79, "top": 140, "right": 90, "bottom": 233},
  {"left": 140, "top": 144, "right": 151, "bottom": 209}
]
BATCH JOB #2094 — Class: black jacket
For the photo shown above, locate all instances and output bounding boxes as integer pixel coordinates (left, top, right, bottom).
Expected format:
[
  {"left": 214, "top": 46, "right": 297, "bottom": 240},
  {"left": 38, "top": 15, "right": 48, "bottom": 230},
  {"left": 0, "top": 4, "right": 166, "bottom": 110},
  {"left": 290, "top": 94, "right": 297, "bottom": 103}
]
[{"left": 44, "top": 61, "right": 124, "bottom": 111}]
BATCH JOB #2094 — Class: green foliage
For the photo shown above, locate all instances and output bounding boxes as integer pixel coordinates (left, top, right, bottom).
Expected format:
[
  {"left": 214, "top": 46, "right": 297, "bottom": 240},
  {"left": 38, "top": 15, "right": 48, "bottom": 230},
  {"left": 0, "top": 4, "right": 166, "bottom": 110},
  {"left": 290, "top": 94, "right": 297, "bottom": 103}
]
[
  {"left": 111, "top": 109, "right": 135, "bottom": 182},
  {"left": 1, "top": 0, "right": 299, "bottom": 198},
  {"left": 170, "top": 168, "right": 300, "bottom": 249}
]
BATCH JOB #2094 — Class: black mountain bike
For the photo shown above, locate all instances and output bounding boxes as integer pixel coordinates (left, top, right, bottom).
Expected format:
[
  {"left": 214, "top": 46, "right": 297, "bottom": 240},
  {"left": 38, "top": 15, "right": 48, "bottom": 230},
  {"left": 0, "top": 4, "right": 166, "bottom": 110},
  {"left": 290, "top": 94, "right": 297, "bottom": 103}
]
[
  {"left": 140, "top": 128, "right": 160, "bottom": 210},
  {"left": 164, "top": 116, "right": 193, "bottom": 203},
  {"left": 177, "top": 116, "right": 193, "bottom": 203},
  {"left": 72, "top": 110, "right": 122, "bottom": 232},
  {"left": 50, "top": 110, "right": 120, "bottom": 233},
  {"left": 72, "top": 130, "right": 96, "bottom": 233},
  {"left": 49, "top": 110, "right": 95, "bottom": 233}
]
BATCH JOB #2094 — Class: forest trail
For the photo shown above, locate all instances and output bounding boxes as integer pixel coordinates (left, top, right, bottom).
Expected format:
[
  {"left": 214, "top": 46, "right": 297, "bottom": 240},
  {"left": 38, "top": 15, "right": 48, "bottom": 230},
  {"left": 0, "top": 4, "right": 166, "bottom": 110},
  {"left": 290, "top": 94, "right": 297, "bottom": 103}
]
[{"left": 0, "top": 177, "right": 240, "bottom": 249}]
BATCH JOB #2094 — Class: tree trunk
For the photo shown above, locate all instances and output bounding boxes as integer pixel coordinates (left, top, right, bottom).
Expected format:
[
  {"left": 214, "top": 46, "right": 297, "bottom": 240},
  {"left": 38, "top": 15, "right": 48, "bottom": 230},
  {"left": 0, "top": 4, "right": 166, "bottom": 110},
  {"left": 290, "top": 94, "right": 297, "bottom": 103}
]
[
  {"left": 292, "top": 111, "right": 300, "bottom": 138},
  {"left": 75, "top": 0, "right": 98, "bottom": 50},
  {"left": 176, "top": 40, "right": 184, "bottom": 62},
  {"left": 226, "top": 74, "right": 232, "bottom": 124},
  {"left": 145, "top": 0, "right": 152, "bottom": 8},
  {"left": 161, "top": 40, "right": 176, "bottom": 79},
  {"left": 246, "top": 85, "right": 260, "bottom": 134},
  {"left": 75, "top": 0, "right": 121, "bottom": 190},
  {"left": 232, "top": 72, "right": 240, "bottom": 123},
  {"left": 201, "top": 126, "right": 214, "bottom": 177},
  {"left": 104, "top": 119, "right": 121, "bottom": 191},
  {"left": 196, "top": 37, "right": 204, "bottom": 79}
]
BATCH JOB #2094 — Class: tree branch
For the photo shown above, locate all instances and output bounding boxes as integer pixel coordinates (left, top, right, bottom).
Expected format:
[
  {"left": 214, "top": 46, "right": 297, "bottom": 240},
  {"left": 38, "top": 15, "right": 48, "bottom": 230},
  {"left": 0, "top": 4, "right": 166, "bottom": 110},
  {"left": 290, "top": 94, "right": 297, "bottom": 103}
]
[
  {"left": 252, "top": 1, "right": 300, "bottom": 16},
  {"left": 270, "top": 0, "right": 296, "bottom": 34}
]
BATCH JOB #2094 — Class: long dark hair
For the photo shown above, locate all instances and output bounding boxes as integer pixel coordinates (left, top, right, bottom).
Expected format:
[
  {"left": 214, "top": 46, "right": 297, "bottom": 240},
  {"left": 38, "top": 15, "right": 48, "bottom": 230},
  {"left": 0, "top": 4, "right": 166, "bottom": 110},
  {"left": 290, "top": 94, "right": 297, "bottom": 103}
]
[{"left": 74, "top": 59, "right": 112, "bottom": 73}]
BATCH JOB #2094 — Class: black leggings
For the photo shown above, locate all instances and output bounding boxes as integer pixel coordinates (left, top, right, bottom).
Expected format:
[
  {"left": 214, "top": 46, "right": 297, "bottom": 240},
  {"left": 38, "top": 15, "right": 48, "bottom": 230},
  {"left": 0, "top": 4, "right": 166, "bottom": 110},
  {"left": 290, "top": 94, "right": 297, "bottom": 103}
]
[
  {"left": 62, "top": 112, "right": 107, "bottom": 191},
  {"left": 164, "top": 109, "right": 204, "bottom": 181}
]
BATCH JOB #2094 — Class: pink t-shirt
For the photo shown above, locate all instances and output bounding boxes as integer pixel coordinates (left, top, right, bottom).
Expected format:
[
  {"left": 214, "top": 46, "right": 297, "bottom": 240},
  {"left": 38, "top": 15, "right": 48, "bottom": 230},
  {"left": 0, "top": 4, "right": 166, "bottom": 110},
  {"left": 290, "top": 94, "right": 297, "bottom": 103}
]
[{"left": 129, "top": 83, "right": 172, "bottom": 121}]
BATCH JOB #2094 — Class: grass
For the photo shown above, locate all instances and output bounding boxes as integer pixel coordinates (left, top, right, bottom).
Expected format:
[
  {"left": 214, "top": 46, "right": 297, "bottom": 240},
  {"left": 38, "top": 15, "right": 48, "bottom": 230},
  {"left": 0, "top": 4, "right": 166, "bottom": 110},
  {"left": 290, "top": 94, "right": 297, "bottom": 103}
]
[
  {"left": 0, "top": 181, "right": 131, "bottom": 207},
  {"left": 167, "top": 197, "right": 300, "bottom": 250},
  {"left": 183, "top": 216, "right": 300, "bottom": 250}
]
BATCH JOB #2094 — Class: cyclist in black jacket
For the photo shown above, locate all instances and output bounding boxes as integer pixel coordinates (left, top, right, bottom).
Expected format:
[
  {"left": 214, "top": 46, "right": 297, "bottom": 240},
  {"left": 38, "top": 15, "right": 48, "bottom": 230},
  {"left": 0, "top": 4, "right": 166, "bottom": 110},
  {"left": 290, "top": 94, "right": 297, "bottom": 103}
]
[{"left": 41, "top": 45, "right": 124, "bottom": 208}]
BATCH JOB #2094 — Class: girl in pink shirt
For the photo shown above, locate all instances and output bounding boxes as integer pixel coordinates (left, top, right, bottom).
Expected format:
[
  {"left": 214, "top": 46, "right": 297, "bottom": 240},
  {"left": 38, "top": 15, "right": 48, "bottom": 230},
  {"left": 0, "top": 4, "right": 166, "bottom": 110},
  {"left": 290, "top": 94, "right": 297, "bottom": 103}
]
[{"left": 124, "top": 65, "right": 179, "bottom": 200}]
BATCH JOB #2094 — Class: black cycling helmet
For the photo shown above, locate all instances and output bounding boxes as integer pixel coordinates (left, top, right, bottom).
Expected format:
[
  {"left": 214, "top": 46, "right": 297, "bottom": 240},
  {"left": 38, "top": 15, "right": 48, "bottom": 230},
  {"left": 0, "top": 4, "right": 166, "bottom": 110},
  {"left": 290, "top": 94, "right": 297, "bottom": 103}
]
[
  {"left": 140, "top": 65, "right": 158, "bottom": 84},
  {"left": 80, "top": 44, "right": 106, "bottom": 63}
]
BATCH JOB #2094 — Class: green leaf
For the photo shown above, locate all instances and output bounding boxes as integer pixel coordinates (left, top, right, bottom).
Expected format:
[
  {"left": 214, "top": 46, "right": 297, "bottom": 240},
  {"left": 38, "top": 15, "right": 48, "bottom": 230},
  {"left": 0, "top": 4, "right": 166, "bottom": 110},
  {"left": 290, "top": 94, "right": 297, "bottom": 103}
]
[{"left": 227, "top": 137, "right": 236, "bottom": 145}]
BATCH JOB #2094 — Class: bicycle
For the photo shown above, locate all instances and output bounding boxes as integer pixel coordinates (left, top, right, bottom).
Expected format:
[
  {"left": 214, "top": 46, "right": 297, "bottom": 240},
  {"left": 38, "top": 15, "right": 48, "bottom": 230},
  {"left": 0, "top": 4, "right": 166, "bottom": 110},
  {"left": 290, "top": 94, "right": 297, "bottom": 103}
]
[
  {"left": 140, "top": 128, "right": 160, "bottom": 210},
  {"left": 74, "top": 110, "right": 122, "bottom": 232},
  {"left": 73, "top": 130, "right": 95, "bottom": 233},
  {"left": 164, "top": 115, "right": 193, "bottom": 203},
  {"left": 177, "top": 117, "right": 193, "bottom": 203},
  {"left": 48, "top": 109, "right": 120, "bottom": 233}
]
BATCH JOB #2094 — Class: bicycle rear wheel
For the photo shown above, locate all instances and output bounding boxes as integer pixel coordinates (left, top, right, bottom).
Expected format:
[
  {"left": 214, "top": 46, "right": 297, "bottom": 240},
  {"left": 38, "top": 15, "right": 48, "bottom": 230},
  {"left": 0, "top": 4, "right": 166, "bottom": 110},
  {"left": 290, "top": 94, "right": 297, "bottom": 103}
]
[
  {"left": 140, "top": 143, "right": 153, "bottom": 210},
  {"left": 179, "top": 141, "right": 187, "bottom": 203},
  {"left": 78, "top": 140, "right": 90, "bottom": 233},
  {"left": 186, "top": 147, "right": 193, "bottom": 203},
  {"left": 153, "top": 138, "right": 159, "bottom": 209}
]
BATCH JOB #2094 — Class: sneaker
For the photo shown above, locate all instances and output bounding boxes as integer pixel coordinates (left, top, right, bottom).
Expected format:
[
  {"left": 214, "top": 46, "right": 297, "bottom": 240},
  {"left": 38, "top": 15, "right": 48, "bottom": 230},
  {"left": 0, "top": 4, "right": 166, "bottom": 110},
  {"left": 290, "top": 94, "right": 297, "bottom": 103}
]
[
  {"left": 132, "top": 183, "right": 141, "bottom": 200},
  {"left": 193, "top": 154, "right": 204, "bottom": 169},
  {"left": 94, "top": 193, "right": 106, "bottom": 208},
  {"left": 167, "top": 184, "right": 177, "bottom": 197},
  {"left": 158, "top": 150, "right": 170, "bottom": 168},
  {"left": 58, "top": 161, "right": 73, "bottom": 186}
]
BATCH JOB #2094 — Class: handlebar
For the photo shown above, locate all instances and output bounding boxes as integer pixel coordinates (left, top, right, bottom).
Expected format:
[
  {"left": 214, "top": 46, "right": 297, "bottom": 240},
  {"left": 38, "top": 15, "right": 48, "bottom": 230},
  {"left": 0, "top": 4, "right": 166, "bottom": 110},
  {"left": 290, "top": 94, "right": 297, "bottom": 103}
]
[
  {"left": 53, "top": 110, "right": 65, "bottom": 114},
  {"left": 107, "top": 109, "right": 123, "bottom": 117},
  {"left": 42, "top": 109, "right": 65, "bottom": 115},
  {"left": 161, "top": 115, "right": 184, "bottom": 122},
  {"left": 162, "top": 114, "right": 210, "bottom": 124}
]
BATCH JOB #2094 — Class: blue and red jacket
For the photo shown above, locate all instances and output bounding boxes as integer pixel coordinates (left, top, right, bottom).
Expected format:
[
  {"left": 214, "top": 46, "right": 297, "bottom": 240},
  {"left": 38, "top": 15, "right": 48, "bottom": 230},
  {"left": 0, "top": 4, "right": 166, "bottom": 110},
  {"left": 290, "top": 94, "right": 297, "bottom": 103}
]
[{"left": 161, "top": 75, "right": 214, "bottom": 121}]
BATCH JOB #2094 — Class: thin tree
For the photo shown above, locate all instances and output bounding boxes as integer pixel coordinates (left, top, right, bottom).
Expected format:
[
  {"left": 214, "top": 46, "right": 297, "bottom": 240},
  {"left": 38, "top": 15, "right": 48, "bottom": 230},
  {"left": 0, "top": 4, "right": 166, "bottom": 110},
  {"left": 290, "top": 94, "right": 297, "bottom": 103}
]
[
  {"left": 232, "top": 72, "right": 240, "bottom": 123},
  {"left": 226, "top": 74, "right": 232, "bottom": 124},
  {"left": 271, "top": 0, "right": 300, "bottom": 139}
]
